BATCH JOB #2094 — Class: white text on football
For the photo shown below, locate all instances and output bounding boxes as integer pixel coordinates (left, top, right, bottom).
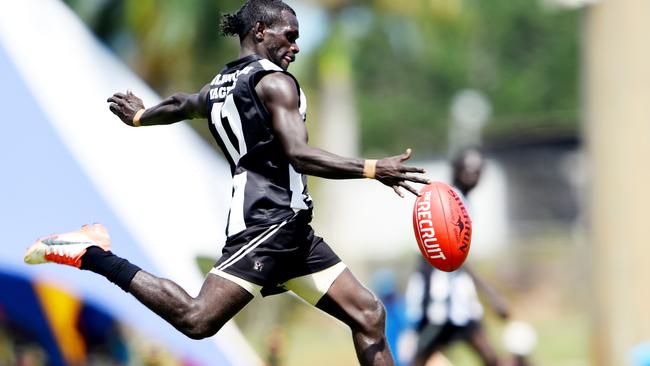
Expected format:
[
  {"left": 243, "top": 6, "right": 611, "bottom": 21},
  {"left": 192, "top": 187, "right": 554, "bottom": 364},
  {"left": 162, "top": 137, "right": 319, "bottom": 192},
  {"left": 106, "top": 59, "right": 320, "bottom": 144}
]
[{"left": 416, "top": 191, "right": 447, "bottom": 260}]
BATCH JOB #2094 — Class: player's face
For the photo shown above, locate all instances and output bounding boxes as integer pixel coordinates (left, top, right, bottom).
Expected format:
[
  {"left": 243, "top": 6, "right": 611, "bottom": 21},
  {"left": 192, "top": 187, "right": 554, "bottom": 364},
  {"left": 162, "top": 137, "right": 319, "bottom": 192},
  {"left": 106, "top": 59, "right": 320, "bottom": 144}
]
[
  {"left": 456, "top": 154, "right": 483, "bottom": 192},
  {"left": 458, "top": 166, "right": 482, "bottom": 191},
  {"left": 263, "top": 11, "right": 300, "bottom": 70}
]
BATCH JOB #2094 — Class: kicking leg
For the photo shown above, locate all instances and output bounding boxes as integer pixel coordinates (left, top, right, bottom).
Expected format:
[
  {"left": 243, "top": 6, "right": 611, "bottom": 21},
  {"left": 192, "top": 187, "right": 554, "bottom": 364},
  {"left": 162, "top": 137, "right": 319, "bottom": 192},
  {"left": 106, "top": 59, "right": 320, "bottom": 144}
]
[
  {"left": 24, "top": 224, "right": 253, "bottom": 340},
  {"left": 128, "top": 270, "right": 252, "bottom": 339},
  {"left": 313, "top": 268, "right": 394, "bottom": 366}
]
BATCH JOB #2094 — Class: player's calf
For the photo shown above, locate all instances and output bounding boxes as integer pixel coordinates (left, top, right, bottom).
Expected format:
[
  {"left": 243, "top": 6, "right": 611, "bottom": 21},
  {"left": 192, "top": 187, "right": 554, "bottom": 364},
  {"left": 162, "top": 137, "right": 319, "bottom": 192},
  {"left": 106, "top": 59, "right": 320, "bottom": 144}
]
[{"left": 353, "top": 299, "right": 393, "bottom": 366}]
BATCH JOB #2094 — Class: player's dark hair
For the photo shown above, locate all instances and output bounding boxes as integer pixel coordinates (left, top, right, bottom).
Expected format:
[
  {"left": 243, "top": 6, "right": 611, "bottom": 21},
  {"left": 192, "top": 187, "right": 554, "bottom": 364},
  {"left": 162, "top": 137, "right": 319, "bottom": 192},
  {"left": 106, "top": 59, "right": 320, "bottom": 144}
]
[
  {"left": 452, "top": 147, "right": 483, "bottom": 170},
  {"left": 220, "top": 0, "right": 296, "bottom": 39}
]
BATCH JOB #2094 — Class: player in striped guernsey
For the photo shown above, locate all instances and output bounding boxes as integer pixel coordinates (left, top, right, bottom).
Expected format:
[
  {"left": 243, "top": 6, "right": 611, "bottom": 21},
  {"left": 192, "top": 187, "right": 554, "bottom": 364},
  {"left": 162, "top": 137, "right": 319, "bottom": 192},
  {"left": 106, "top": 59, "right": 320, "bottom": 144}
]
[
  {"left": 26, "top": 1, "right": 429, "bottom": 365},
  {"left": 206, "top": 55, "right": 313, "bottom": 237}
]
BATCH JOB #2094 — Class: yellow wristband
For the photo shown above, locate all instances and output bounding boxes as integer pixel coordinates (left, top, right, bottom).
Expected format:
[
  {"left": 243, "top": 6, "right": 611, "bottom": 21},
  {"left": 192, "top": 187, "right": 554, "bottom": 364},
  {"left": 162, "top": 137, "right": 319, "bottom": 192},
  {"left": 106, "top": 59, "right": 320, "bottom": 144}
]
[
  {"left": 363, "top": 159, "right": 377, "bottom": 179},
  {"left": 133, "top": 109, "right": 145, "bottom": 127}
]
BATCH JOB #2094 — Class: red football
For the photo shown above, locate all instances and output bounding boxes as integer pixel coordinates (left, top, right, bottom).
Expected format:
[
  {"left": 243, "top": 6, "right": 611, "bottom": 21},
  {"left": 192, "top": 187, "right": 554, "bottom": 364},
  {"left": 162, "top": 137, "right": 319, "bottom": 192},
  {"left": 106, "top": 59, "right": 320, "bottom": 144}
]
[{"left": 412, "top": 181, "right": 472, "bottom": 272}]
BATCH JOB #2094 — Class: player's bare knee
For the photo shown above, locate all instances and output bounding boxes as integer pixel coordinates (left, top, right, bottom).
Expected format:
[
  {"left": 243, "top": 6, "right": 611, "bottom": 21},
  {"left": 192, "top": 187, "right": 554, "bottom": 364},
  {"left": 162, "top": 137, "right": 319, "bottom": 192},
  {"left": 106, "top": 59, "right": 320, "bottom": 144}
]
[
  {"left": 356, "top": 296, "right": 386, "bottom": 337},
  {"left": 177, "top": 304, "right": 223, "bottom": 340},
  {"left": 183, "top": 325, "right": 219, "bottom": 340},
  {"left": 179, "top": 318, "right": 222, "bottom": 340}
]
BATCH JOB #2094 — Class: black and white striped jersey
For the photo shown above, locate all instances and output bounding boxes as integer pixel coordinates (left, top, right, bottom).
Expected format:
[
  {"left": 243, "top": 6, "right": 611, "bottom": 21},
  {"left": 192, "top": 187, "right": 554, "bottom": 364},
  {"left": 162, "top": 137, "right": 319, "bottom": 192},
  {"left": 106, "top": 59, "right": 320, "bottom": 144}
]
[{"left": 207, "top": 55, "right": 312, "bottom": 238}]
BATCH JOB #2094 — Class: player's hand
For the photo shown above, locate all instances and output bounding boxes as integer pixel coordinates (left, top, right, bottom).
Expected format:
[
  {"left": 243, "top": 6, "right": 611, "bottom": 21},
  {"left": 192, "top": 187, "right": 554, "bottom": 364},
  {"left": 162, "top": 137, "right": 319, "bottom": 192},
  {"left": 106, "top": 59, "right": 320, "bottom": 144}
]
[
  {"left": 375, "top": 148, "right": 431, "bottom": 197},
  {"left": 107, "top": 90, "right": 145, "bottom": 126},
  {"left": 493, "top": 299, "right": 510, "bottom": 320}
]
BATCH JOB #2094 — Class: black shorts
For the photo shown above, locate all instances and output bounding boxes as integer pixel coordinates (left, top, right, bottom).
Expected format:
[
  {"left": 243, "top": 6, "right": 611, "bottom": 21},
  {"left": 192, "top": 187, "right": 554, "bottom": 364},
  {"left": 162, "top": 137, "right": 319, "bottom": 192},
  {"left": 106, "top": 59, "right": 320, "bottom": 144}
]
[
  {"left": 417, "top": 321, "right": 481, "bottom": 354},
  {"left": 210, "top": 210, "right": 342, "bottom": 300}
]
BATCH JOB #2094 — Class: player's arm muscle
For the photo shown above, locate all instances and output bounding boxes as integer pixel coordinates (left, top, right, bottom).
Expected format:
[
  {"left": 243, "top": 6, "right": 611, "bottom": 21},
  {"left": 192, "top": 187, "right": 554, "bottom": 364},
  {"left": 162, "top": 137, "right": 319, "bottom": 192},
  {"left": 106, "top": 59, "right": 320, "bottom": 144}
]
[
  {"left": 257, "top": 72, "right": 429, "bottom": 196},
  {"left": 138, "top": 84, "right": 210, "bottom": 125},
  {"left": 464, "top": 267, "right": 509, "bottom": 319},
  {"left": 107, "top": 84, "right": 210, "bottom": 126},
  {"left": 256, "top": 73, "right": 364, "bottom": 179}
]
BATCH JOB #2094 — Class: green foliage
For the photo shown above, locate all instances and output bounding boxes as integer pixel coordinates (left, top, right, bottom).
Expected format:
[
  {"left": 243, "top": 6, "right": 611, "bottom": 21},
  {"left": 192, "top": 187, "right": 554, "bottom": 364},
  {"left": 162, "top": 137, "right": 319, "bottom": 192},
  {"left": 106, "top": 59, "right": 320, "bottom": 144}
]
[{"left": 350, "top": 1, "right": 580, "bottom": 155}]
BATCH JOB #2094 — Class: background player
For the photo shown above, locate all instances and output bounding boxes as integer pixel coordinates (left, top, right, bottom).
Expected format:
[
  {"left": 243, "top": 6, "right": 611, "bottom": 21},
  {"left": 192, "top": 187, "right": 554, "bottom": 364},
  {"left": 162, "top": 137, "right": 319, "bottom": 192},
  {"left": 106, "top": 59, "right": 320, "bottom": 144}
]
[
  {"left": 405, "top": 148, "right": 510, "bottom": 366},
  {"left": 24, "top": 1, "right": 429, "bottom": 365}
]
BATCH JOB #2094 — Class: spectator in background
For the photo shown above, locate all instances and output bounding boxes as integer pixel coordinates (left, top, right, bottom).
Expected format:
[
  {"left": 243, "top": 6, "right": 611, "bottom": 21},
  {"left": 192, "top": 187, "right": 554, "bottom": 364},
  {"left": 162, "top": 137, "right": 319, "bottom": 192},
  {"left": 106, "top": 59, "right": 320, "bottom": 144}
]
[{"left": 405, "top": 148, "right": 510, "bottom": 366}]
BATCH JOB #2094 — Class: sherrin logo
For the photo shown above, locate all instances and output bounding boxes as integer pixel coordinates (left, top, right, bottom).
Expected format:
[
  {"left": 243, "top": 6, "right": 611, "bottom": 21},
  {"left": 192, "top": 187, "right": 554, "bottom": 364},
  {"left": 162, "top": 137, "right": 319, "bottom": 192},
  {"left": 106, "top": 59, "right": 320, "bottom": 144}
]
[
  {"left": 415, "top": 191, "right": 447, "bottom": 261},
  {"left": 447, "top": 189, "right": 471, "bottom": 254}
]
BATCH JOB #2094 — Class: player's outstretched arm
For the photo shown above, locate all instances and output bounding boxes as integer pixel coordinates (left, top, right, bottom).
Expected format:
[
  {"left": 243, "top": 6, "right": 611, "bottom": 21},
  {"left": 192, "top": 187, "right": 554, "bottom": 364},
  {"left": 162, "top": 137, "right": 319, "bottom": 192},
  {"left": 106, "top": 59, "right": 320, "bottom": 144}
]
[
  {"left": 465, "top": 266, "right": 510, "bottom": 320},
  {"left": 256, "top": 72, "right": 430, "bottom": 197},
  {"left": 106, "top": 84, "right": 210, "bottom": 127}
]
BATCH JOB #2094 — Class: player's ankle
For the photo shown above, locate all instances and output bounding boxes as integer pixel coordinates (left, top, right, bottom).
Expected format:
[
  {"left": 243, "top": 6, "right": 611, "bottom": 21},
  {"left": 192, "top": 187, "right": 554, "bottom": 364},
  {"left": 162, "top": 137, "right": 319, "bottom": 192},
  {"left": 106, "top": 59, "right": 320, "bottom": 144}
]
[{"left": 80, "top": 246, "right": 141, "bottom": 292}]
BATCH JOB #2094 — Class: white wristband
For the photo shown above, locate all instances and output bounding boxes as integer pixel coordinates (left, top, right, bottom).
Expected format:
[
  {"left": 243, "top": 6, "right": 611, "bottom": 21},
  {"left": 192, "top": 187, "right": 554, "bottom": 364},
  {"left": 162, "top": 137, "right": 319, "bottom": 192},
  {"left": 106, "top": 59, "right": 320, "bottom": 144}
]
[
  {"left": 363, "top": 159, "right": 377, "bottom": 179},
  {"left": 133, "top": 109, "right": 145, "bottom": 127}
]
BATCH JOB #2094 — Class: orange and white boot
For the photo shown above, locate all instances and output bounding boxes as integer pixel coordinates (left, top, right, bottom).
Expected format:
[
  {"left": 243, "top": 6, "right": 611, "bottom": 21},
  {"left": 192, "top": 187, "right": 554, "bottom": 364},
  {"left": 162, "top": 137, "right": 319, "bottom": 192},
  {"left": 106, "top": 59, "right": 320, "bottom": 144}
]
[{"left": 24, "top": 223, "right": 111, "bottom": 268}]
